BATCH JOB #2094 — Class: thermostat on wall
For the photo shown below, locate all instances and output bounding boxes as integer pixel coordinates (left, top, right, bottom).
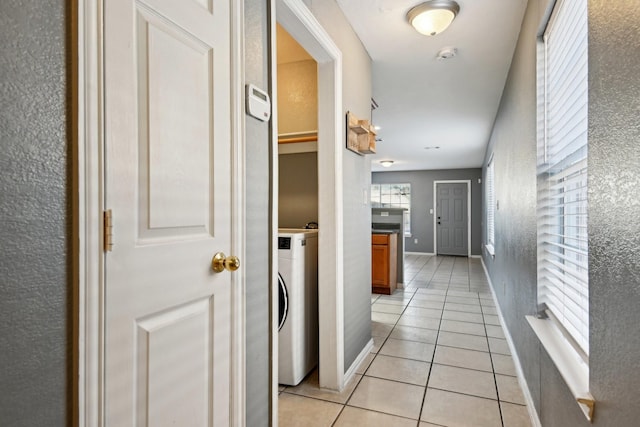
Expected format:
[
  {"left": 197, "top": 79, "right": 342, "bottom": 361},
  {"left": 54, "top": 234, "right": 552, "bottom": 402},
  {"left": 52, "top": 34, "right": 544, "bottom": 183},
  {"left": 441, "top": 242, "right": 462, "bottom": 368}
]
[{"left": 246, "top": 84, "right": 271, "bottom": 122}]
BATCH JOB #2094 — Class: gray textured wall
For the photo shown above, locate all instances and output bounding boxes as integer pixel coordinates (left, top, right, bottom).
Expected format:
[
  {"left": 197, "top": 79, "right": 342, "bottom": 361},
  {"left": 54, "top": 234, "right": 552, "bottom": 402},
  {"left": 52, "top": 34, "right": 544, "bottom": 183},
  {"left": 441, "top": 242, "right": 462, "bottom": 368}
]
[
  {"left": 304, "top": 0, "right": 373, "bottom": 372},
  {"left": 372, "top": 169, "right": 483, "bottom": 255},
  {"left": 587, "top": 0, "right": 640, "bottom": 425},
  {"left": 481, "top": 0, "right": 544, "bottom": 415},
  {"left": 278, "top": 152, "right": 318, "bottom": 228},
  {"left": 482, "top": 0, "right": 640, "bottom": 425},
  {"left": 244, "top": 0, "right": 271, "bottom": 425},
  {"left": 0, "top": 1, "right": 71, "bottom": 426}
]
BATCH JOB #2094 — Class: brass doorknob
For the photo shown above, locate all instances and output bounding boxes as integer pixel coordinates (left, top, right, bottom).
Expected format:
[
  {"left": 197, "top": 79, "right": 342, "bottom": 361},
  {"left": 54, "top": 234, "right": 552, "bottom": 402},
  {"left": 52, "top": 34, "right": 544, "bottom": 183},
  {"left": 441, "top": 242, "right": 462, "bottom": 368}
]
[{"left": 211, "top": 252, "right": 240, "bottom": 273}]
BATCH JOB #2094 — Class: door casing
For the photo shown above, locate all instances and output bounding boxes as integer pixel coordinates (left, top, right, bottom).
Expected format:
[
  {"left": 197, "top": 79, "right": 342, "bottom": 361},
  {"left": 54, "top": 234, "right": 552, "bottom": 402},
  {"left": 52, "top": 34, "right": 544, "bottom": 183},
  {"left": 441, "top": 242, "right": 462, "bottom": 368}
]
[
  {"left": 272, "top": 1, "right": 345, "bottom": 424},
  {"left": 74, "top": 0, "right": 246, "bottom": 424},
  {"left": 433, "top": 180, "right": 471, "bottom": 257}
]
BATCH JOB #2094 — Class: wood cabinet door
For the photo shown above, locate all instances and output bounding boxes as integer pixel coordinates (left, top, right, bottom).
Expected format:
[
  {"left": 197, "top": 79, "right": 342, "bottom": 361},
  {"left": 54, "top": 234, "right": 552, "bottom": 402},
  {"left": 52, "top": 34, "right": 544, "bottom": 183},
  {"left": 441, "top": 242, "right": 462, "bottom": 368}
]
[{"left": 372, "top": 244, "right": 389, "bottom": 285}]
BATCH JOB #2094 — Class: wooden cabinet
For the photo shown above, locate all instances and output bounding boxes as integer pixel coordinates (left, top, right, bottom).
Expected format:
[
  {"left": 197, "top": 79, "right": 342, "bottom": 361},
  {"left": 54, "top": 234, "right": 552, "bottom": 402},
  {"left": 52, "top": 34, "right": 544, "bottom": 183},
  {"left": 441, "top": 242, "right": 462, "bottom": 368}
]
[{"left": 372, "top": 233, "right": 398, "bottom": 295}]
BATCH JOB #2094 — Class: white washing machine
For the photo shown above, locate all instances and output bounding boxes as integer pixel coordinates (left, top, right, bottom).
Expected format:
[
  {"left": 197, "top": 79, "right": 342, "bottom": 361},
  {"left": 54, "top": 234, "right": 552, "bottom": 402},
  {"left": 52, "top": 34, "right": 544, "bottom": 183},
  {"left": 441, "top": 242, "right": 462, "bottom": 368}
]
[{"left": 278, "top": 229, "right": 318, "bottom": 386}]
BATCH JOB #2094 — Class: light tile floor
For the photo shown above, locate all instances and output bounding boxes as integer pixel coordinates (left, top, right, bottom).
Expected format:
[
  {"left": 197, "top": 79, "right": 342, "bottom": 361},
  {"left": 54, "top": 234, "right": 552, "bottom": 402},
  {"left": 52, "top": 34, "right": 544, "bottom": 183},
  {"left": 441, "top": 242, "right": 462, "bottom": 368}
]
[{"left": 279, "top": 255, "right": 533, "bottom": 427}]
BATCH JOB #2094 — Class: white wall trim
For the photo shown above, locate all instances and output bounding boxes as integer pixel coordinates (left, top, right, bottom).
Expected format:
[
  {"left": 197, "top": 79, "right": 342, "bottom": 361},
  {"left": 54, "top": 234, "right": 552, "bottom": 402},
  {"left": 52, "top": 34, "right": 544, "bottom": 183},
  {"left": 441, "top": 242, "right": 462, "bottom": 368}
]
[
  {"left": 433, "top": 180, "right": 472, "bottom": 257},
  {"left": 76, "top": 0, "right": 104, "bottom": 424},
  {"left": 230, "top": 0, "right": 247, "bottom": 424},
  {"left": 405, "top": 251, "right": 435, "bottom": 256},
  {"left": 480, "top": 258, "right": 543, "bottom": 427},
  {"left": 269, "top": 0, "right": 280, "bottom": 423},
  {"left": 76, "top": 2, "right": 246, "bottom": 425},
  {"left": 276, "top": 0, "right": 345, "bottom": 401},
  {"left": 343, "top": 339, "right": 373, "bottom": 384}
]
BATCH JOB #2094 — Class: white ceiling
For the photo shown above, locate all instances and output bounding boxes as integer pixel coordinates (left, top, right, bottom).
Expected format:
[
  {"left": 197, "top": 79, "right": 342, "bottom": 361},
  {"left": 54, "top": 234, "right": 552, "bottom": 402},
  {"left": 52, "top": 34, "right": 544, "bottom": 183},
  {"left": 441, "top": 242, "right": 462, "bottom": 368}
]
[{"left": 335, "top": 0, "right": 528, "bottom": 172}]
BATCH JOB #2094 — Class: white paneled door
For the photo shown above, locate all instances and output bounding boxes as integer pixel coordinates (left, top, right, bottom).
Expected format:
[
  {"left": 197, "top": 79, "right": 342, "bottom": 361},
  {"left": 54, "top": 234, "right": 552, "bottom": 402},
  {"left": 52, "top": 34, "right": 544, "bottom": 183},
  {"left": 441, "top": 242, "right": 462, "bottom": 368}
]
[{"left": 104, "top": 0, "right": 233, "bottom": 425}]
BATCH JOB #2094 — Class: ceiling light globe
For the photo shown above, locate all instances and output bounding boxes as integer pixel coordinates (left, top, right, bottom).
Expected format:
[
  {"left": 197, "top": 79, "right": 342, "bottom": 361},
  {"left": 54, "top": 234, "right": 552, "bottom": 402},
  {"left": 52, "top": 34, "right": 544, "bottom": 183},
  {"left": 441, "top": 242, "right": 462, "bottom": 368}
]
[{"left": 408, "top": 1, "right": 460, "bottom": 36}]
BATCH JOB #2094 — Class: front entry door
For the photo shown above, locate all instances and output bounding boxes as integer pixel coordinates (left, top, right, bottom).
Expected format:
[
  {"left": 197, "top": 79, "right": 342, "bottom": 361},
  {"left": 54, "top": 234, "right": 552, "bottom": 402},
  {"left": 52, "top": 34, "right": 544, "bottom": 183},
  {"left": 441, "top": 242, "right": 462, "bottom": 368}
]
[
  {"left": 104, "top": 0, "right": 234, "bottom": 425},
  {"left": 436, "top": 183, "right": 468, "bottom": 256}
]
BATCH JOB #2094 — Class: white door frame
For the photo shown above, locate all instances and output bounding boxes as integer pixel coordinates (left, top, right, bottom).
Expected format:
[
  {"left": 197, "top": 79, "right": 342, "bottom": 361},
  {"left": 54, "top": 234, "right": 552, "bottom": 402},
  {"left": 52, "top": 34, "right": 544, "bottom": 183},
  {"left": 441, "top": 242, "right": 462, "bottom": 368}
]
[
  {"left": 273, "top": 0, "right": 345, "bottom": 410},
  {"left": 74, "top": 1, "right": 246, "bottom": 425},
  {"left": 433, "top": 180, "right": 472, "bottom": 257}
]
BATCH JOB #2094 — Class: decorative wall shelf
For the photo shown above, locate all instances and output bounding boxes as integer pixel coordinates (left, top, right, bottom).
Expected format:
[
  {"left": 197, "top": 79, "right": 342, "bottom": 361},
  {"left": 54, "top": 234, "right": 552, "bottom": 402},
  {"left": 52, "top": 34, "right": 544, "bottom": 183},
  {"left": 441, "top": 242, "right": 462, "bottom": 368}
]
[{"left": 346, "top": 111, "right": 376, "bottom": 155}]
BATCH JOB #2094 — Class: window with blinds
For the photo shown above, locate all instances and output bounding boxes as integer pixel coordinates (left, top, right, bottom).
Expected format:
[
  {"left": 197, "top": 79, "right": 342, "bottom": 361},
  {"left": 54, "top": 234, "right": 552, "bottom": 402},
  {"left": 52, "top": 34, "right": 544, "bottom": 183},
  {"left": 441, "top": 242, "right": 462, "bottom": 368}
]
[
  {"left": 486, "top": 157, "right": 495, "bottom": 251},
  {"left": 537, "top": 0, "right": 589, "bottom": 354}
]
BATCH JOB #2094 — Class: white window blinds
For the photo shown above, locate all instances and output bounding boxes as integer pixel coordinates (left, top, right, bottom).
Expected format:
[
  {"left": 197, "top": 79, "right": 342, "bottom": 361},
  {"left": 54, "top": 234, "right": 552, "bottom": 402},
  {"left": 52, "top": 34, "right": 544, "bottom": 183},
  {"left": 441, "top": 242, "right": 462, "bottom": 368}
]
[
  {"left": 486, "top": 157, "right": 495, "bottom": 248},
  {"left": 537, "top": 0, "right": 589, "bottom": 354}
]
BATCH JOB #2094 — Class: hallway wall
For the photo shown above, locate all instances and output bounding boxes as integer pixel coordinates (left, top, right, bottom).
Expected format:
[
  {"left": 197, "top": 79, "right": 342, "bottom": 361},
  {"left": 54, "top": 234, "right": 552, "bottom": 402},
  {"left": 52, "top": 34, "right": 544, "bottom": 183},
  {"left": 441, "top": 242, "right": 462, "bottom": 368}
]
[
  {"left": 244, "top": 0, "right": 272, "bottom": 425},
  {"left": 303, "top": 0, "right": 373, "bottom": 373},
  {"left": 0, "top": 2, "right": 71, "bottom": 426},
  {"left": 482, "top": 0, "right": 640, "bottom": 426}
]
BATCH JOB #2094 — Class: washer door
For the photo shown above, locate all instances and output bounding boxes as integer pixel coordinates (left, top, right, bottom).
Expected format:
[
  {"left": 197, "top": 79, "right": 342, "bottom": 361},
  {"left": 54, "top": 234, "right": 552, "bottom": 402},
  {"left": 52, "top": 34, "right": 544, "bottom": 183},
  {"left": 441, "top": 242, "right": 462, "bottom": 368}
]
[{"left": 278, "top": 273, "right": 288, "bottom": 331}]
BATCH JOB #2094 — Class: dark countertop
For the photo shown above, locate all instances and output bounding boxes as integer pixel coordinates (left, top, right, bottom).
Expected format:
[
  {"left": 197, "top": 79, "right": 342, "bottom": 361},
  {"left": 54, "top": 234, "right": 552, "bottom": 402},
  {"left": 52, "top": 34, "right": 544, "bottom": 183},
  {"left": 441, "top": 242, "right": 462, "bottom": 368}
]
[{"left": 372, "top": 230, "right": 399, "bottom": 234}]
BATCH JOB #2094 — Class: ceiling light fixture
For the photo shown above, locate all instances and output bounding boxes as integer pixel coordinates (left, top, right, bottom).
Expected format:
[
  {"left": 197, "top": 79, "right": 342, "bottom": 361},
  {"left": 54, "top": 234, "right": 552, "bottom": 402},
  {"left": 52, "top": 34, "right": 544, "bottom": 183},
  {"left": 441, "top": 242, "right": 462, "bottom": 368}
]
[
  {"left": 380, "top": 160, "right": 394, "bottom": 168},
  {"left": 407, "top": 0, "right": 460, "bottom": 36}
]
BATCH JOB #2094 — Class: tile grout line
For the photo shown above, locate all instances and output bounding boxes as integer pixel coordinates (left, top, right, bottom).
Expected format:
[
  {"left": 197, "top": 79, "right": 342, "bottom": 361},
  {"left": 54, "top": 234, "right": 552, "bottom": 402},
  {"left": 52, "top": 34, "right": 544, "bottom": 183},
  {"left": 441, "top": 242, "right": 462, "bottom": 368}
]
[
  {"left": 479, "top": 285, "right": 506, "bottom": 427},
  {"left": 355, "top": 286, "right": 428, "bottom": 423},
  {"left": 415, "top": 256, "right": 453, "bottom": 426}
]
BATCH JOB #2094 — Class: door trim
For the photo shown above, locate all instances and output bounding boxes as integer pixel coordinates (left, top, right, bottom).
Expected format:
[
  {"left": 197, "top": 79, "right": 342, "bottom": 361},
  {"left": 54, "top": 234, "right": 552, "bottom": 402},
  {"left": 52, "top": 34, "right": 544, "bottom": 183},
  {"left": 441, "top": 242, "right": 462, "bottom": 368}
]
[
  {"left": 433, "top": 180, "right": 471, "bottom": 257},
  {"left": 274, "top": 0, "right": 345, "bottom": 415},
  {"left": 74, "top": 1, "right": 246, "bottom": 425}
]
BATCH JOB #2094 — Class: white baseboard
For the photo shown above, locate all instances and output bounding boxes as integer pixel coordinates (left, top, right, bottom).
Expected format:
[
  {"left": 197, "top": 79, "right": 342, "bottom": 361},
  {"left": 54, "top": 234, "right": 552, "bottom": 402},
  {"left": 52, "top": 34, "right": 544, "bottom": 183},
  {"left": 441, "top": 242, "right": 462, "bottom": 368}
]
[
  {"left": 343, "top": 338, "right": 373, "bottom": 386},
  {"left": 405, "top": 251, "right": 435, "bottom": 256},
  {"left": 470, "top": 254, "right": 482, "bottom": 259},
  {"left": 480, "top": 258, "right": 542, "bottom": 427}
]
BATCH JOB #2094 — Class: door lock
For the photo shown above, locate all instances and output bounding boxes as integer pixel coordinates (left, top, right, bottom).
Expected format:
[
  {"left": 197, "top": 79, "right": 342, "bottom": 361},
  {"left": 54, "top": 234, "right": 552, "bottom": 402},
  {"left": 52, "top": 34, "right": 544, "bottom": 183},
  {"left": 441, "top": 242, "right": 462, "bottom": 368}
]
[{"left": 211, "top": 252, "right": 240, "bottom": 273}]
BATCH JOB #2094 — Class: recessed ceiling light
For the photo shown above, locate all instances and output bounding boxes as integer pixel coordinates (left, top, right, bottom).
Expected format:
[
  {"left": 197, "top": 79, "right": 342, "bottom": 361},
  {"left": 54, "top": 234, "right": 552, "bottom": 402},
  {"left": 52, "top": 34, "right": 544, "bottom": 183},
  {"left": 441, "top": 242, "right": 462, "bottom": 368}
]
[
  {"left": 407, "top": 0, "right": 460, "bottom": 37},
  {"left": 379, "top": 160, "right": 394, "bottom": 167}
]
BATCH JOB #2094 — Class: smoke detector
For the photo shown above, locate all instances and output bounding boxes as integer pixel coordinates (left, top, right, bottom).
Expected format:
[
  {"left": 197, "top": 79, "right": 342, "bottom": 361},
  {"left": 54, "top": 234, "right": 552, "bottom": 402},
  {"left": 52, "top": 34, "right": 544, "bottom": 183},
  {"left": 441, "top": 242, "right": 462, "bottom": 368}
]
[{"left": 436, "top": 46, "right": 457, "bottom": 60}]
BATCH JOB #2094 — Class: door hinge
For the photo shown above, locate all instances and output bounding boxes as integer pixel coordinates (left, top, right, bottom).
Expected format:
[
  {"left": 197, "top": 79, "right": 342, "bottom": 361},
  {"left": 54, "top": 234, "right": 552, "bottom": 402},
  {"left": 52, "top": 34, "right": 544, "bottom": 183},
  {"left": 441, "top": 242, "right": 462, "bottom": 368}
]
[{"left": 103, "top": 209, "right": 113, "bottom": 252}]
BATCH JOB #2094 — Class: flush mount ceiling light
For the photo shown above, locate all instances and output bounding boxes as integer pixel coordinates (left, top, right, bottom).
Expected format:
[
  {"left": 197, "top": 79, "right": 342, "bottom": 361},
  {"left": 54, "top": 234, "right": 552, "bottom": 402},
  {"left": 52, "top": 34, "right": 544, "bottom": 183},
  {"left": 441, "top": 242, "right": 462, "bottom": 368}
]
[
  {"left": 407, "top": 0, "right": 460, "bottom": 36},
  {"left": 379, "top": 160, "right": 394, "bottom": 167}
]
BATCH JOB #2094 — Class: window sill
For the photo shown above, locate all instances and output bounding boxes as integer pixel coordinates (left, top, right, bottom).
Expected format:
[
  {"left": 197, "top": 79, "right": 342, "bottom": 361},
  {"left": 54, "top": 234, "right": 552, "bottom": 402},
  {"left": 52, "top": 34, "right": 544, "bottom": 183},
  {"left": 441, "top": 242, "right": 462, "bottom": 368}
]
[
  {"left": 485, "top": 244, "right": 495, "bottom": 257},
  {"left": 526, "top": 315, "right": 595, "bottom": 421}
]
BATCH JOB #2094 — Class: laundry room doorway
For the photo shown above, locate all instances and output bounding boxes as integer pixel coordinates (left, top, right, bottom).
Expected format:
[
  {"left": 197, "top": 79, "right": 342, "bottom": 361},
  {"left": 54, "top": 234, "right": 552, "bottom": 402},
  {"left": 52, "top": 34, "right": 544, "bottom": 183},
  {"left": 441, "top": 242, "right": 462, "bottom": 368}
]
[{"left": 272, "top": 0, "right": 345, "bottom": 423}]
